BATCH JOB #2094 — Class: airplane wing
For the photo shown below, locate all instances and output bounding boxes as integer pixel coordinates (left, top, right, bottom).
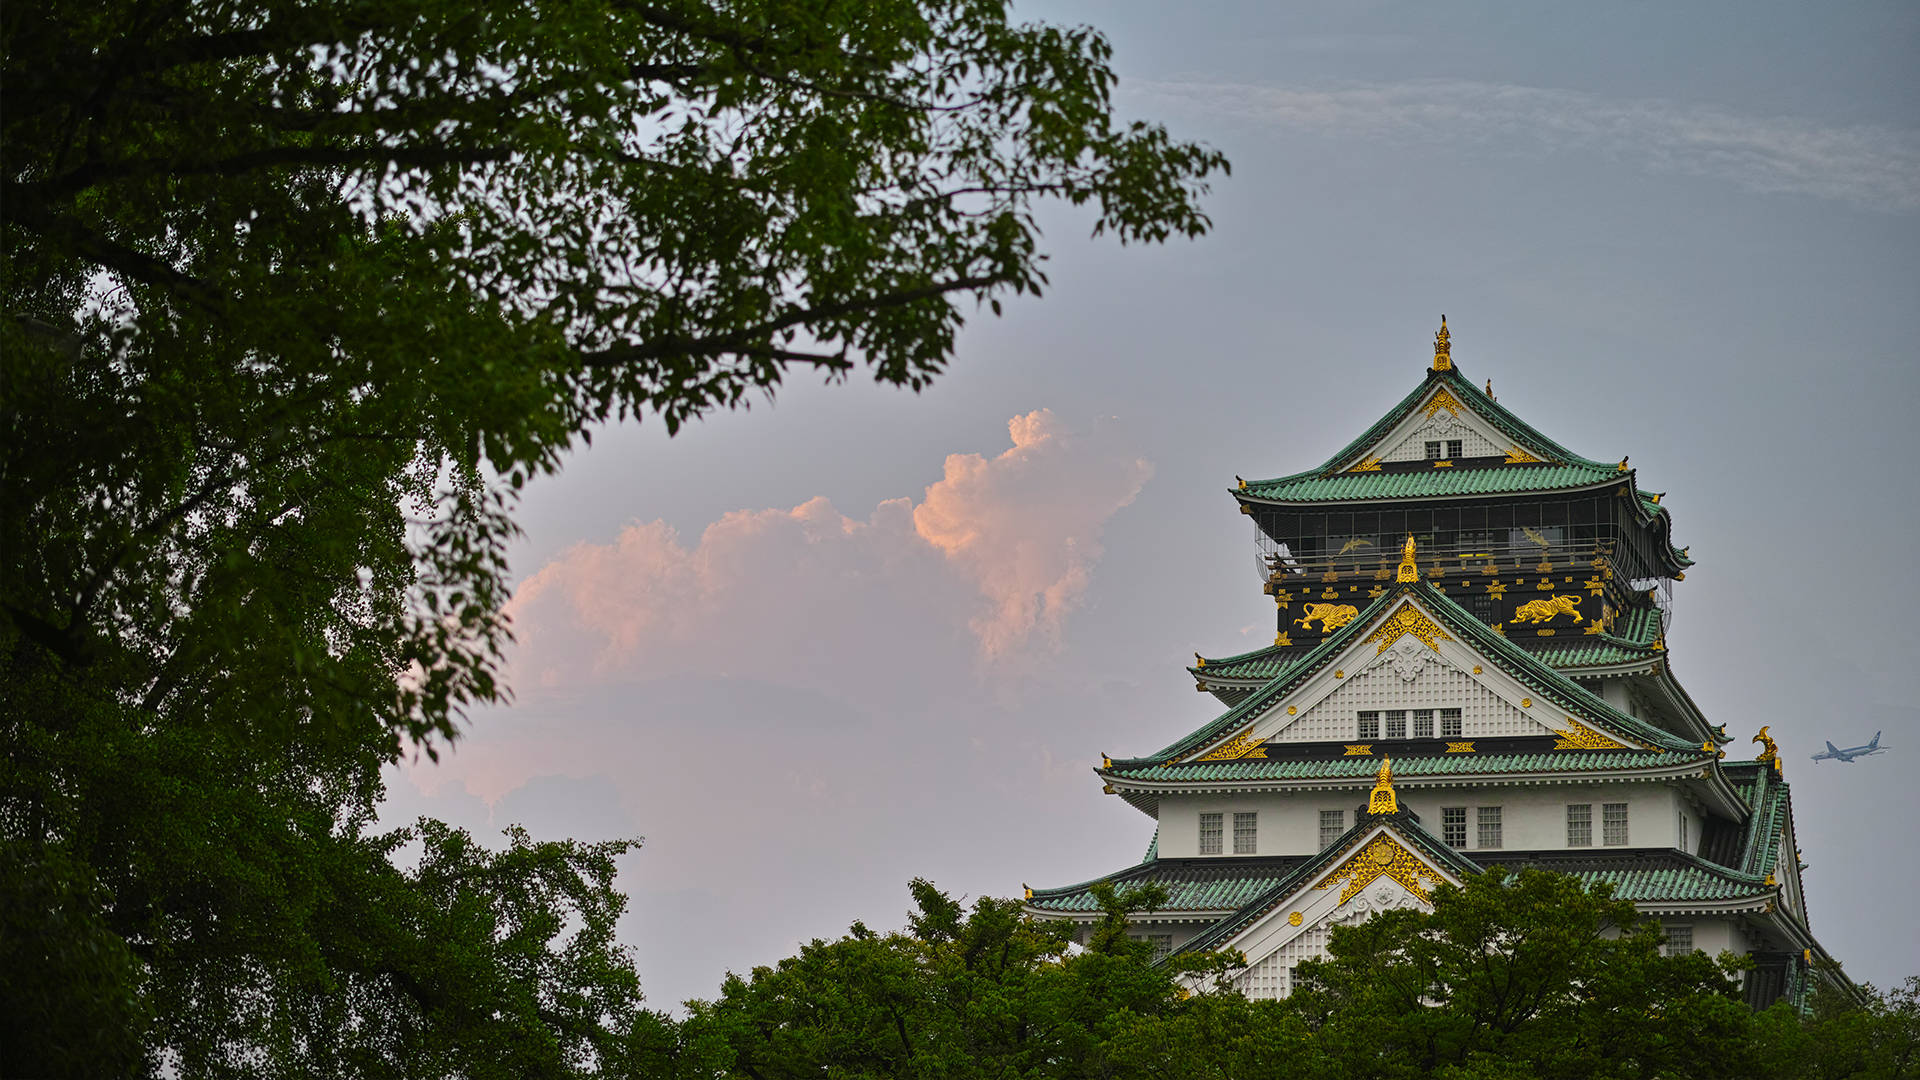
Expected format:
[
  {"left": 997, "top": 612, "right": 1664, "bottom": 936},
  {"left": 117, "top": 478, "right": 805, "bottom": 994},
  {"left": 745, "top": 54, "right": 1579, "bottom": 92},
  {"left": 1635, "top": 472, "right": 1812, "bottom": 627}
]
[{"left": 1825, "top": 741, "right": 1841, "bottom": 755}]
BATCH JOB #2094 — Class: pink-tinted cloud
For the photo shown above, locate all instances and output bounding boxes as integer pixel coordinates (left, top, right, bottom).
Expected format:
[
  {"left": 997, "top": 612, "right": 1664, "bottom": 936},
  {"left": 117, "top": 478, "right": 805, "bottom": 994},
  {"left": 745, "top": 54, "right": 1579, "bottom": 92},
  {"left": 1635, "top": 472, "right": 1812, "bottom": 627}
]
[
  {"left": 914, "top": 410, "right": 1153, "bottom": 655},
  {"left": 502, "top": 411, "right": 1151, "bottom": 693}
]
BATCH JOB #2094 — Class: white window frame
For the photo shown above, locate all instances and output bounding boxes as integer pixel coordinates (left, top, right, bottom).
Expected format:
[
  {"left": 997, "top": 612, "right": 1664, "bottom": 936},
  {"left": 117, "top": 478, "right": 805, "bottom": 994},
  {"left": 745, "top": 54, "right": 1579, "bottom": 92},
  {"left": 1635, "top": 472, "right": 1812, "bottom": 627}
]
[
  {"left": 1233, "top": 811, "right": 1258, "bottom": 854},
  {"left": 1478, "top": 806, "right": 1503, "bottom": 849},
  {"left": 1442, "top": 807, "right": 1467, "bottom": 847},
  {"left": 1603, "top": 803, "right": 1629, "bottom": 846},
  {"left": 1320, "top": 809, "right": 1345, "bottom": 850},
  {"left": 1357, "top": 711, "right": 1381, "bottom": 740},
  {"left": 1666, "top": 925, "right": 1694, "bottom": 956},
  {"left": 1440, "top": 709, "right": 1463, "bottom": 738},
  {"left": 1199, "top": 812, "right": 1223, "bottom": 855},
  {"left": 1412, "top": 709, "right": 1434, "bottom": 739},
  {"left": 1567, "top": 803, "right": 1593, "bottom": 847}
]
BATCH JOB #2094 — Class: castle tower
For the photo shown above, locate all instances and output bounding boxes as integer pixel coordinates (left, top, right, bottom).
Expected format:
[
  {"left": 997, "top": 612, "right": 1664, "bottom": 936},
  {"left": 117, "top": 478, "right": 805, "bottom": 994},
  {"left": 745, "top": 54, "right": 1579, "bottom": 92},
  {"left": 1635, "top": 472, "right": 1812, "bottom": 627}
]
[{"left": 1026, "top": 319, "right": 1851, "bottom": 1009}]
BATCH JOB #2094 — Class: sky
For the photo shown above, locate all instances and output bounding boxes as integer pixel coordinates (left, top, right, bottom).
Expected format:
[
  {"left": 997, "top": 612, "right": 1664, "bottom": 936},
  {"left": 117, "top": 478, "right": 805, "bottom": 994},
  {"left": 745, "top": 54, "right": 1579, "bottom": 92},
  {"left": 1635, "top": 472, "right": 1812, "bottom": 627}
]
[{"left": 382, "top": 2, "right": 1920, "bottom": 1009}]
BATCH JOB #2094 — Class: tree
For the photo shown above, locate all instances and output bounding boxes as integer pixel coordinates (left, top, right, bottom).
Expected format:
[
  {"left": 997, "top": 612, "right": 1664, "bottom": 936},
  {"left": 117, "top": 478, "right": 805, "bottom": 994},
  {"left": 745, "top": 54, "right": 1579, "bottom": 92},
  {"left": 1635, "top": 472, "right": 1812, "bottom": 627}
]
[
  {"left": 679, "top": 879, "right": 1312, "bottom": 1080},
  {"left": 1, "top": 1, "right": 1226, "bottom": 1073},
  {"left": 1752, "top": 976, "right": 1920, "bottom": 1080},
  {"left": 1284, "top": 867, "right": 1759, "bottom": 1080}
]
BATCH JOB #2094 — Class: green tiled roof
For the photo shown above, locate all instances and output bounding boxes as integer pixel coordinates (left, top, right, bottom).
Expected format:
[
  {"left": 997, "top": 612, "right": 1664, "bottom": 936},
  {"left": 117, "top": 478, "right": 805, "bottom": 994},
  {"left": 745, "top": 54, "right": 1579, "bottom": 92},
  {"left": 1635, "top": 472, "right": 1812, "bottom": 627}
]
[
  {"left": 1724, "top": 762, "right": 1793, "bottom": 879},
  {"left": 1242, "top": 462, "right": 1621, "bottom": 503},
  {"left": 1110, "top": 748, "right": 1705, "bottom": 784},
  {"left": 1474, "top": 851, "right": 1770, "bottom": 903},
  {"left": 1124, "top": 581, "right": 1701, "bottom": 774},
  {"left": 1231, "top": 368, "right": 1693, "bottom": 569},
  {"left": 1532, "top": 640, "right": 1657, "bottom": 668},
  {"left": 1191, "top": 644, "right": 1314, "bottom": 682},
  {"left": 1027, "top": 857, "right": 1310, "bottom": 914}
]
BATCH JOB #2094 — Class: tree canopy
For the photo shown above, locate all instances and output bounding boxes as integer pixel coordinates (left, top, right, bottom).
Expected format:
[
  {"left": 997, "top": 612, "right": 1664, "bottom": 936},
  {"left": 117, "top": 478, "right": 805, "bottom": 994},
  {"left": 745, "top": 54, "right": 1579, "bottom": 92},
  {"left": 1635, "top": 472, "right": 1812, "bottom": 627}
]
[
  {"left": 2, "top": 1, "right": 1224, "bottom": 1074},
  {"left": 674, "top": 871, "right": 1914, "bottom": 1080}
]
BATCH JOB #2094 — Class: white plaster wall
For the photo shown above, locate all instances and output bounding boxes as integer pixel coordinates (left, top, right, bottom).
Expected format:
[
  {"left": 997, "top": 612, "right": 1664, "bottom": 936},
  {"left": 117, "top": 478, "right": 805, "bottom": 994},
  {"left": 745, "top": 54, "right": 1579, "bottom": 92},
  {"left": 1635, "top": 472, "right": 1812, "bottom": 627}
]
[
  {"left": 1399, "top": 782, "right": 1682, "bottom": 851},
  {"left": 1157, "top": 792, "right": 1368, "bottom": 857},
  {"left": 1665, "top": 918, "right": 1746, "bottom": 958},
  {"left": 1158, "top": 782, "right": 1686, "bottom": 858}
]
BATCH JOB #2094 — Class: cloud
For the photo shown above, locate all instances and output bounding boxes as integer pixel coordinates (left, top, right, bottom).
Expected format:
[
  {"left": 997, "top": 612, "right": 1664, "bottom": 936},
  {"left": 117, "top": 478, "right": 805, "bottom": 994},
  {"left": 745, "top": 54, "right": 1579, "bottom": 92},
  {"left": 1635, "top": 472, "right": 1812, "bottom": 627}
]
[
  {"left": 503, "top": 410, "right": 1152, "bottom": 693},
  {"left": 1131, "top": 78, "right": 1920, "bottom": 213},
  {"left": 914, "top": 411, "right": 1153, "bottom": 655}
]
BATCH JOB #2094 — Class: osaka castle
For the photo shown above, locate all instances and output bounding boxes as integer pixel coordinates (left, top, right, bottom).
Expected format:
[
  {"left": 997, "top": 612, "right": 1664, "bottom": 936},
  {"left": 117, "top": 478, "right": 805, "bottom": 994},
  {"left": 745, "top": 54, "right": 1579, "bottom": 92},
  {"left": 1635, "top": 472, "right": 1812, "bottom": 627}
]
[{"left": 1024, "top": 318, "right": 1853, "bottom": 1009}]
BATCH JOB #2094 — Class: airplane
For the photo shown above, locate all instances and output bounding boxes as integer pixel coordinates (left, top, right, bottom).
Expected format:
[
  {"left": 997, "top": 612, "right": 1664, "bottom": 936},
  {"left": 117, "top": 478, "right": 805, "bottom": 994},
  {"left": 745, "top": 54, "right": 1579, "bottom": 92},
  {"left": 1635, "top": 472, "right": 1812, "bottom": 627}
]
[{"left": 1811, "top": 732, "right": 1890, "bottom": 763}]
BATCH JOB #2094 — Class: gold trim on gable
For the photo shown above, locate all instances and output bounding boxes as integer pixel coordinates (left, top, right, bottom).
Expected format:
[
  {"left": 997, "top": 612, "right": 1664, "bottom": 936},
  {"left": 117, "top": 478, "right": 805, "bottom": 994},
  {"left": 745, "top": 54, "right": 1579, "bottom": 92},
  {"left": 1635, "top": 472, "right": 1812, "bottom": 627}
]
[
  {"left": 1361, "top": 602, "right": 1454, "bottom": 655},
  {"left": 1551, "top": 723, "right": 1629, "bottom": 751},
  {"left": 1316, "top": 834, "right": 1435, "bottom": 904},
  {"left": 1196, "top": 728, "right": 1268, "bottom": 762}
]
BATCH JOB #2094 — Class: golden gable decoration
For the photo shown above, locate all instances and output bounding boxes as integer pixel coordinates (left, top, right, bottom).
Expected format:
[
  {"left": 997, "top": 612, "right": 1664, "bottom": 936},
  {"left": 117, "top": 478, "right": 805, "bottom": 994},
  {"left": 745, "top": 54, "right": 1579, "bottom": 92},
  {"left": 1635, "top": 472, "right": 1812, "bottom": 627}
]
[
  {"left": 1361, "top": 602, "right": 1454, "bottom": 655},
  {"left": 1421, "top": 384, "right": 1465, "bottom": 418},
  {"left": 1316, "top": 834, "right": 1433, "bottom": 904},
  {"left": 1196, "top": 727, "right": 1268, "bottom": 762},
  {"left": 1551, "top": 722, "right": 1629, "bottom": 751}
]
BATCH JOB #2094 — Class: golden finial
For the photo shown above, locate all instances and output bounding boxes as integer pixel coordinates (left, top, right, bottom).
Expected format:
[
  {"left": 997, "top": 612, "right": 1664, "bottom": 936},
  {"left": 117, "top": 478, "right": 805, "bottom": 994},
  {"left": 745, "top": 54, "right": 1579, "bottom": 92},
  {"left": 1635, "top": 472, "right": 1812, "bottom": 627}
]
[
  {"left": 1194, "top": 652, "right": 1206, "bottom": 668},
  {"left": 1617, "top": 456, "right": 1629, "bottom": 472},
  {"left": 1432, "top": 316, "right": 1452, "bottom": 371},
  {"left": 1752, "top": 726, "right": 1780, "bottom": 772},
  {"left": 1023, "top": 883, "right": 1033, "bottom": 900},
  {"left": 1396, "top": 535, "right": 1419, "bottom": 583},
  {"left": 1101, "top": 752, "right": 1112, "bottom": 768},
  {"left": 1368, "top": 756, "right": 1398, "bottom": 814}
]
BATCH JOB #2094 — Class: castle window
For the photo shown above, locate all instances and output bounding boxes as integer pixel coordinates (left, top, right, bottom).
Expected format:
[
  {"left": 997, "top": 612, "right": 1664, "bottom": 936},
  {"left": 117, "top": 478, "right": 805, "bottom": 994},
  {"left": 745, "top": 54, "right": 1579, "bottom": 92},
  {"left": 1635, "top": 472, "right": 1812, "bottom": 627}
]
[
  {"left": 1678, "top": 813, "right": 1690, "bottom": 853},
  {"left": 1567, "top": 803, "right": 1593, "bottom": 847},
  {"left": 1357, "top": 711, "right": 1381, "bottom": 739},
  {"left": 1234, "top": 812, "right": 1258, "bottom": 854},
  {"left": 1478, "top": 807, "right": 1503, "bottom": 849},
  {"left": 1199, "top": 812, "right": 1223, "bottom": 855},
  {"left": 1384, "top": 710, "right": 1407, "bottom": 739},
  {"left": 1442, "top": 807, "right": 1467, "bottom": 847},
  {"left": 1150, "top": 934, "right": 1173, "bottom": 960},
  {"left": 1412, "top": 709, "right": 1435, "bottom": 739},
  {"left": 1440, "top": 709, "right": 1463, "bottom": 738},
  {"left": 1425, "top": 440, "right": 1443, "bottom": 459},
  {"left": 1603, "top": 803, "right": 1629, "bottom": 846},
  {"left": 1666, "top": 926, "right": 1694, "bottom": 956},
  {"left": 1470, "top": 593, "right": 1495, "bottom": 621},
  {"left": 1447, "top": 439, "right": 1464, "bottom": 458},
  {"left": 1320, "top": 810, "right": 1345, "bottom": 849}
]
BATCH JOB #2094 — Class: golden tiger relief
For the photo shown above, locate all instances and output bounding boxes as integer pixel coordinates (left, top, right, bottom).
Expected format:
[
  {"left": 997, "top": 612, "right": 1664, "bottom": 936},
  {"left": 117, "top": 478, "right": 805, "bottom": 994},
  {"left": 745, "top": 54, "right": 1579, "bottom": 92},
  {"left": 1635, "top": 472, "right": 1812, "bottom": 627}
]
[
  {"left": 1512, "top": 594, "right": 1583, "bottom": 624},
  {"left": 1295, "top": 603, "right": 1361, "bottom": 632}
]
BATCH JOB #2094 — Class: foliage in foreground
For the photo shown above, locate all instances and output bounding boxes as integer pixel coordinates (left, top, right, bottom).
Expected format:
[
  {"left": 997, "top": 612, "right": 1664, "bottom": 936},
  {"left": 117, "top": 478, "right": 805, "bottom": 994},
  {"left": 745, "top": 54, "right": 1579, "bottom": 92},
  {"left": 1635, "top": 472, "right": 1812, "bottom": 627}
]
[
  {"left": 668, "top": 870, "right": 1919, "bottom": 1080},
  {"left": 1, "top": 0, "right": 1224, "bottom": 1073}
]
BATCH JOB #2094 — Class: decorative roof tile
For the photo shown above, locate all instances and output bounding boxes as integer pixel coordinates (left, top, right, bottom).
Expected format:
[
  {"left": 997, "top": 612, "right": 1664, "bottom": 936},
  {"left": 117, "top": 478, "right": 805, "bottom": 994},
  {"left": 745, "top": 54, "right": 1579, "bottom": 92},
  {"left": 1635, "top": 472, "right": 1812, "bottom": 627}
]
[
  {"left": 1026, "top": 856, "right": 1311, "bottom": 914},
  {"left": 1109, "top": 748, "right": 1704, "bottom": 783}
]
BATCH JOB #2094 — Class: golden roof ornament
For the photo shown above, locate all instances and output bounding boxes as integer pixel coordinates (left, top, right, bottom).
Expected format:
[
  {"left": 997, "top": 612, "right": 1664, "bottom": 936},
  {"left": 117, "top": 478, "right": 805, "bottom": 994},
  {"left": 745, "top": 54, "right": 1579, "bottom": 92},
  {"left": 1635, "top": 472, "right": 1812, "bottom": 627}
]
[
  {"left": 1368, "top": 756, "right": 1399, "bottom": 815},
  {"left": 1396, "top": 535, "right": 1420, "bottom": 583},
  {"left": 1432, "top": 315, "right": 1452, "bottom": 371},
  {"left": 1753, "top": 726, "right": 1782, "bottom": 773}
]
